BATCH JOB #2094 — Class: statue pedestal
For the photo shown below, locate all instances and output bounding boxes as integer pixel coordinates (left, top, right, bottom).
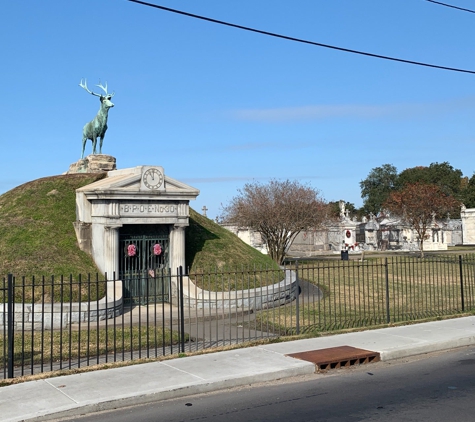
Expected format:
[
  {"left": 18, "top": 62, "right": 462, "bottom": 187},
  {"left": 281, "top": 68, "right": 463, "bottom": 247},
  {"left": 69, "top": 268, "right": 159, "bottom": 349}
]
[{"left": 67, "top": 154, "right": 117, "bottom": 174}]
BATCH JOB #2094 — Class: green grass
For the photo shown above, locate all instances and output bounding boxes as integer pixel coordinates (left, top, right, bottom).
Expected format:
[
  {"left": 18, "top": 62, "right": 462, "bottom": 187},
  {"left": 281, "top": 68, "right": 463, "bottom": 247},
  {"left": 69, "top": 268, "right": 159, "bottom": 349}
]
[
  {"left": 0, "top": 325, "right": 187, "bottom": 367},
  {"left": 186, "top": 209, "right": 279, "bottom": 272},
  {"left": 0, "top": 174, "right": 106, "bottom": 278},
  {"left": 253, "top": 255, "right": 475, "bottom": 334},
  {"left": 185, "top": 209, "right": 281, "bottom": 290}
]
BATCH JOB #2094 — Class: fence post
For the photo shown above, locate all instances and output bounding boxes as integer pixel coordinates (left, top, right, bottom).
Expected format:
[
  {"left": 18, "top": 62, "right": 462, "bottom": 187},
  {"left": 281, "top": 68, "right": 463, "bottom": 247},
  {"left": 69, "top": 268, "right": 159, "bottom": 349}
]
[
  {"left": 7, "top": 274, "right": 14, "bottom": 379},
  {"left": 385, "top": 258, "right": 390, "bottom": 324},
  {"left": 295, "top": 260, "right": 300, "bottom": 335},
  {"left": 179, "top": 266, "right": 185, "bottom": 353},
  {"left": 459, "top": 255, "right": 465, "bottom": 312}
]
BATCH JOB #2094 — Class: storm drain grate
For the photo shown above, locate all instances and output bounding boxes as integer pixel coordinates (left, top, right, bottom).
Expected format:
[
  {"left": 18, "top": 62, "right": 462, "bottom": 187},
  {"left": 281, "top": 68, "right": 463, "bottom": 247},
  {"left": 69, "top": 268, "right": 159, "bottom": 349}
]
[{"left": 287, "top": 346, "right": 380, "bottom": 372}]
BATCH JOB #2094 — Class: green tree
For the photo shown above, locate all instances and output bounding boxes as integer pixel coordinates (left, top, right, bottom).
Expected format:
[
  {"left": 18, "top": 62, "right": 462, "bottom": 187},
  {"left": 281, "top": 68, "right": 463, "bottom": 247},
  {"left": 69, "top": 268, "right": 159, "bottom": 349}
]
[
  {"left": 397, "top": 162, "right": 463, "bottom": 198},
  {"left": 360, "top": 164, "right": 398, "bottom": 216},
  {"left": 221, "top": 180, "right": 327, "bottom": 264},
  {"left": 384, "top": 183, "right": 460, "bottom": 258},
  {"left": 461, "top": 173, "right": 475, "bottom": 208}
]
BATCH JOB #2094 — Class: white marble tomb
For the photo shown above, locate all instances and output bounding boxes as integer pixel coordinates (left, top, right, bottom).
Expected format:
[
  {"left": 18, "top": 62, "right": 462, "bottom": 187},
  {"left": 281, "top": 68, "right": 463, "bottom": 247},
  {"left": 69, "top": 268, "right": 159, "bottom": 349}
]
[
  {"left": 74, "top": 165, "right": 199, "bottom": 277},
  {"left": 461, "top": 206, "right": 475, "bottom": 244}
]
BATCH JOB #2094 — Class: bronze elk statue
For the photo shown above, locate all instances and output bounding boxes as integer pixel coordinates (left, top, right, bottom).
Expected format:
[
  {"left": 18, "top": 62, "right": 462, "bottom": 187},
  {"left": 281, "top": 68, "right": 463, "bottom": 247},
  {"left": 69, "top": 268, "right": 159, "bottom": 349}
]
[{"left": 79, "top": 79, "right": 114, "bottom": 158}]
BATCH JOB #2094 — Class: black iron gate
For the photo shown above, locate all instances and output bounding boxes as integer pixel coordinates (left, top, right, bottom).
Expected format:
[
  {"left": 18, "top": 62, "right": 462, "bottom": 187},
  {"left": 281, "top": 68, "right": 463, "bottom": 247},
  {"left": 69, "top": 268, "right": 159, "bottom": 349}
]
[{"left": 119, "top": 224, "right": 170, "bottom": 305}]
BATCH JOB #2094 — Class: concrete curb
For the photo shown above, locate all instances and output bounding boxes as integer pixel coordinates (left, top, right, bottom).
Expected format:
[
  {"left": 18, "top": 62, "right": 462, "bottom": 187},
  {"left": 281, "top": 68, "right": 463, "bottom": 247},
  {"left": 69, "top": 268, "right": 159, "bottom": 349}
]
[{"left": 378, "top": 335, "right": 475, "bottom": 361}]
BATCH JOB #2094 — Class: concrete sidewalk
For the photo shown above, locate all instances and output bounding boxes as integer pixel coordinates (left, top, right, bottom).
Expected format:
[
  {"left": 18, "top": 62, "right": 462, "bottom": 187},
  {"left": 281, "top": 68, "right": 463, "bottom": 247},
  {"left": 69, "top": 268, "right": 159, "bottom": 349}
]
[{"left": 2, "top": 316, "right": 475, "bottom": 422}]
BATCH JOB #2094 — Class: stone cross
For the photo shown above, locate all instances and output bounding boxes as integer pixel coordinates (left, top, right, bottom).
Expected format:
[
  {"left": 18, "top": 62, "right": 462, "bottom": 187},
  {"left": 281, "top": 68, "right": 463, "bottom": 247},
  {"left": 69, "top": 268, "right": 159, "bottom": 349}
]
[{"left": 202, "top": 206, "right": 208, "bottom": 217}]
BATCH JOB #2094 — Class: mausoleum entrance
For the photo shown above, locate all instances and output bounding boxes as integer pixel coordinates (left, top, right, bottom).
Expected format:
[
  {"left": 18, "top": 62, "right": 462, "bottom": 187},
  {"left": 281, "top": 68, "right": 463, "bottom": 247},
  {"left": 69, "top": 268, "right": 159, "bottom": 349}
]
[
  {"left": 74, "top": 165, "right": 199, "bottom": 305},
  {"left": 119, "top": 224, "right": 170, "bottom": 304}
]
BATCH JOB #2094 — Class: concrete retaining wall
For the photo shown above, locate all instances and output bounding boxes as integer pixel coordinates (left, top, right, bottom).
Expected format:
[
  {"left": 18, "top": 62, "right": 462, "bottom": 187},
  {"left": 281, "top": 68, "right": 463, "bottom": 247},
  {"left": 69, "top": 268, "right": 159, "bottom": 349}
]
[
  {"left": 0, "top": 280, "right": 122, "bottom": 330},
  {"left": 181, "top": 270, "right": 298, "bottom": 310}
]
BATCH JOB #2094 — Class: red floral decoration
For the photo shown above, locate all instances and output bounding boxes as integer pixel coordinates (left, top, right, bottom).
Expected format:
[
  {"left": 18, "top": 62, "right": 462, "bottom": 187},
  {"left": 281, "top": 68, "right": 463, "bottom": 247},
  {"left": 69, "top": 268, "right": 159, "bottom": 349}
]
[
  {"left": 345, "top": 230, "right": 351, "bottom": 238},
  {"left": 127, "top": 244, "right": 137, "bottom": 257},
  {"left": 153, "top": 243, "right": 162, "bottom": 256}
]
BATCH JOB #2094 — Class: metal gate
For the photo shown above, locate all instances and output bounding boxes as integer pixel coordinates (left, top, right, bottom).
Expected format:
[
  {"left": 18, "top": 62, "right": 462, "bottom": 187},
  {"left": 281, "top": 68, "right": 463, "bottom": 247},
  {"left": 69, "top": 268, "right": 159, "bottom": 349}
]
[{"left": 119, "top": 224, "right": 170, "bottom": 305}]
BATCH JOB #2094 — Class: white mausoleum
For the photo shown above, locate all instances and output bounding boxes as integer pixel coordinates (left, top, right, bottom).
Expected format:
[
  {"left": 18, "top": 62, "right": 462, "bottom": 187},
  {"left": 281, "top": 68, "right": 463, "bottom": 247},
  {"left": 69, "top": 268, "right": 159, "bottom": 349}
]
[
  {"left": 461, "top": 206, "right": 475, "bottom": 244},
  {"left": 74, "top": 165, "right": 199, "bottom": 278}
]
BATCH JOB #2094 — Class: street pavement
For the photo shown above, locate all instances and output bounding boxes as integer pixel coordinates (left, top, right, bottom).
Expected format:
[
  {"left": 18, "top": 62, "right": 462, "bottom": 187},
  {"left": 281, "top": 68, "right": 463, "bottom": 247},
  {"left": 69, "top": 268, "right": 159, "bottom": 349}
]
[{"left": 2, "top": 316, "right": 475, "bottom": 422}]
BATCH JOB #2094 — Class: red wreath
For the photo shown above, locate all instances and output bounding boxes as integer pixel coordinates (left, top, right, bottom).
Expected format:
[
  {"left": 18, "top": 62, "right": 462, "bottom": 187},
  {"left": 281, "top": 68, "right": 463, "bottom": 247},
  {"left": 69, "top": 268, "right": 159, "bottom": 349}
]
[
  {"left": 153, "top": 243, "right": 162, "bottom": 256},
  {"left": 345, "top": 230, "right": 351, "bottom": 238},
  {"left": 127, "top": 244, "right": 137, "bottom": 257}
]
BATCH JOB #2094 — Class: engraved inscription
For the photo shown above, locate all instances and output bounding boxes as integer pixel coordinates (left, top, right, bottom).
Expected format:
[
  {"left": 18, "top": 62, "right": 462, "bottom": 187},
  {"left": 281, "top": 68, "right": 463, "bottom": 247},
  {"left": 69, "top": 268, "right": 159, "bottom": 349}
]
[{"left": 120, "top": 204, "right": 176, "bottom": 215}]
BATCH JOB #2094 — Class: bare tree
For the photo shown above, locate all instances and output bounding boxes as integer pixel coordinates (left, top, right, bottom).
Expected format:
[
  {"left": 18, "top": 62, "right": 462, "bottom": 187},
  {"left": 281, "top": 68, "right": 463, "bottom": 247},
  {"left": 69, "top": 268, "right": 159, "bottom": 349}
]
[
  {"left": 221, "top": 180, "right": 328, "bottom": 264},
  {"left": 383, "top": 183, "right": 460, "bottom": 258}
]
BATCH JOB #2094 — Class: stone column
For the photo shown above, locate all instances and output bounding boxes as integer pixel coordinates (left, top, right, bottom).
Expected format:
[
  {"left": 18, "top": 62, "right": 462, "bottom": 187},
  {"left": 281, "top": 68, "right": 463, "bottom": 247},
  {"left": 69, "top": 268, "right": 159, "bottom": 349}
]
[
  {"left": 170, "top": 224, "right": 186, "bottom": 273},
  {"left": 104, "top": 225, "right": 121, "bottom": 279}
]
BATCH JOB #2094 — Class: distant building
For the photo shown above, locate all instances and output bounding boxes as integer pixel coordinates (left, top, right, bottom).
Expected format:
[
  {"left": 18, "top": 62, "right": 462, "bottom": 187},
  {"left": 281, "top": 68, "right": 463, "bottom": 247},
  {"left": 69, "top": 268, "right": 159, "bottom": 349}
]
[
  {"left": 221, "top": 201, "right": 465, "bottom": 257},
  {"left": 461, "top": 205, "right": 475, "bottom": 245},
  {"left": 220, "top": 223, "right": 268, "bottom": 254}
]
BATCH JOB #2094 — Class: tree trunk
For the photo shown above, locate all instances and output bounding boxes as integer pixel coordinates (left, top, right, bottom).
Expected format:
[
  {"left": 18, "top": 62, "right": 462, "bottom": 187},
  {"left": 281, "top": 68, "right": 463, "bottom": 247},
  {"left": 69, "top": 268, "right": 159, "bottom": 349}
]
[{"left": 267, "top": 242, "right": 284, "bottom": 265}]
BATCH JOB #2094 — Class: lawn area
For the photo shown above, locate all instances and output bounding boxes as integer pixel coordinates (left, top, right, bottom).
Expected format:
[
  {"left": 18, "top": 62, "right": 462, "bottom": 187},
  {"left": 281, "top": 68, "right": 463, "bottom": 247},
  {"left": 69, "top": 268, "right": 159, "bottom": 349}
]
[
  {"left": 1, "top": 325, "right": 187, "bottom": 368},
  {"left": 253, "top": 255, "right": 475, "bottom": 334}
]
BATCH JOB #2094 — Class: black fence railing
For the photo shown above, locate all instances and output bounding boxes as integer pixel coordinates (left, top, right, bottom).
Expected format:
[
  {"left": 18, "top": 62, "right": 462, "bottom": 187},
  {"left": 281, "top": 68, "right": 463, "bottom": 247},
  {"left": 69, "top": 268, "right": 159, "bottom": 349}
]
[
  {"left": 2, "top": 255, "right": 475, "bottom": 379},
  {"left": 288, "top": 255, "right": 475, "bottom": 333}
]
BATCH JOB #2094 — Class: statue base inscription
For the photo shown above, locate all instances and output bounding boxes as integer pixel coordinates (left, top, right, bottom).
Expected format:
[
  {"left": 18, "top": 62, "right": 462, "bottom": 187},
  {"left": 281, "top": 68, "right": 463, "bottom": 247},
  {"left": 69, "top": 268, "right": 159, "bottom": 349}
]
[{"left": 67, "top": 154, "right": 117, "bottom": 174}]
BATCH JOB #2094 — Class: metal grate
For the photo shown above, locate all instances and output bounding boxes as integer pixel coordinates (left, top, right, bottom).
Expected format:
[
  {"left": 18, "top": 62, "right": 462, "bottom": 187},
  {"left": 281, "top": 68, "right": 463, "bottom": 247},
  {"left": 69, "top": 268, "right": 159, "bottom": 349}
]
[
  {"left": 287, "top": 346, "right": 380, "bottom": 372},
  {"left": 119, "top": 224, "right": 170, "bottom": 304}
]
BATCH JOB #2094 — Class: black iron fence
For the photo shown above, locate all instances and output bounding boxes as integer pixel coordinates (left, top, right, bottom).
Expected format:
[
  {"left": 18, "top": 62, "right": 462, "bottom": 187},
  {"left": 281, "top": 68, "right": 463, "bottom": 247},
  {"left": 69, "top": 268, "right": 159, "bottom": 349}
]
[
  {"left": 290, "top": 254, "right": 475, "bottom": 333},
  {"left": 2, "top": 255, "right": 475, "bottom": 379}
]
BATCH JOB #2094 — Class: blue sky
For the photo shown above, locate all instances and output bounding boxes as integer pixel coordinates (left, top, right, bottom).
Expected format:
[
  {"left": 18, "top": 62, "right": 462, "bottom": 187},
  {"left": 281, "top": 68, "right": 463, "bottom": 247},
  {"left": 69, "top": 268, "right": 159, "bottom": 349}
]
[{"left": 3, "top": 0, "right": 475, "bottom": 219}]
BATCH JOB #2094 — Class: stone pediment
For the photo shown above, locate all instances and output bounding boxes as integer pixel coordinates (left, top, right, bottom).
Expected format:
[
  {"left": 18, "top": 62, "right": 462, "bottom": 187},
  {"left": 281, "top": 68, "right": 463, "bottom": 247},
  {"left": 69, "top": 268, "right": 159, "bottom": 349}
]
[
  {"left": 76, "top": 166, "right": 199, "bottom": 200},
  {"left": 76, "top": 166, "right": 199, "bottom": 225}
]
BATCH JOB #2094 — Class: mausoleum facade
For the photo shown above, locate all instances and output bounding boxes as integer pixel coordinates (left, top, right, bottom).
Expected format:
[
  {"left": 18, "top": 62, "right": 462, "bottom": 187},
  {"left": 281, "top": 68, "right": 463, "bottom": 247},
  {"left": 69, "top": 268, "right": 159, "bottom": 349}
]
[{"left": 74, "top": 165, "right": 199, "bottom": 279}]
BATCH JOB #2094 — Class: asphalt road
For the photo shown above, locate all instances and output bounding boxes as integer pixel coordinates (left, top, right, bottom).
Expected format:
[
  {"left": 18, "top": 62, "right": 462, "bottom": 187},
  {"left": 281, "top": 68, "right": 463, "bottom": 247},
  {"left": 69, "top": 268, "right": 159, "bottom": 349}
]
[{"left": 60, "top": 346, "right": 475, "bottom": 422}]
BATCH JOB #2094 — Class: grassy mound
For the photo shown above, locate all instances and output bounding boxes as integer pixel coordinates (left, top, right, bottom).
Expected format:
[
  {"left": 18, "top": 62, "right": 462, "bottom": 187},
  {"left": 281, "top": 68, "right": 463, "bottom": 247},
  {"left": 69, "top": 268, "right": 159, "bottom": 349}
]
[
  {"left": 0, "top": 175, "right": 278, "bottom": 278},
  {"left": 0, "top": 174, "right": 106, "bottom": 277},
  {"left": 186, "top": 208, "right": 279, "bottom": 272}
]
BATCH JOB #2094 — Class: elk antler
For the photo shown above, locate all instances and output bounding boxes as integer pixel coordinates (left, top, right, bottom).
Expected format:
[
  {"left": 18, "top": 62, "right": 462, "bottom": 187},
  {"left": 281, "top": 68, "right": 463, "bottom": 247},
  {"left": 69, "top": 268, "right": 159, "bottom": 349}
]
[
  {"left": 96, "top": 80, "right": 115, "bottom": 98},
  {"left": 79, "top": 79, "right": 102, "bottom": 97},
  {"left": 96, "top": 81, "right": 108, "bottom": 94}
]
